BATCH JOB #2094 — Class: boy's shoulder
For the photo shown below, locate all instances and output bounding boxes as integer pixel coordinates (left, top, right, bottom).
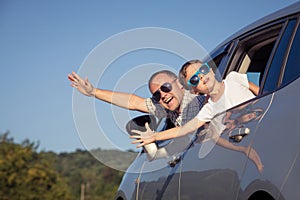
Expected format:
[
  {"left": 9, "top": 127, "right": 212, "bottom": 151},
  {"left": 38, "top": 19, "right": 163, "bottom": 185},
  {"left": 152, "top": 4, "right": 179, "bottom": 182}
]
[
  {"left": 227, "top": 71, "right": 240, "bottom": 77},
  {"left": 226, "top": 71, "right": 247, "bottom": 81}
]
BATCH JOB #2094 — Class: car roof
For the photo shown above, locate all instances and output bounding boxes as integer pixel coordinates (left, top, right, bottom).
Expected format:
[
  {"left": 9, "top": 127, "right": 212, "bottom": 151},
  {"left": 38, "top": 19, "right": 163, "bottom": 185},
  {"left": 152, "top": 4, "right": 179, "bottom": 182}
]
[{"left": 211, "top": 2, "right": 300, "bottom": 54}]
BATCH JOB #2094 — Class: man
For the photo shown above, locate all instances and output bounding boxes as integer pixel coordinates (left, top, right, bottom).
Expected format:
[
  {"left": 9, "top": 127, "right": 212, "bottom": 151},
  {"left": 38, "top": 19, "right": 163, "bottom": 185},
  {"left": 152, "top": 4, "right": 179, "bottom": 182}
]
[{"left": 68, "top": 69, "right": 206, "bottom": 127}]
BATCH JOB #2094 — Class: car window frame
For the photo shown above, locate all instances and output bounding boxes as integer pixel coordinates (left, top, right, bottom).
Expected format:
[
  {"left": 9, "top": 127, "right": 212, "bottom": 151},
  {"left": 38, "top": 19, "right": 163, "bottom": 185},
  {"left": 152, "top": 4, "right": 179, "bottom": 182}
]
[
  {"left": 227, "top": 22, "right": 285, "bottom": 84},
  {"left": 278, "top": 17, "right": 300, "bottom": 88},
  {"left": 261, "top": 18, "right": 299, "bottom": 95}
]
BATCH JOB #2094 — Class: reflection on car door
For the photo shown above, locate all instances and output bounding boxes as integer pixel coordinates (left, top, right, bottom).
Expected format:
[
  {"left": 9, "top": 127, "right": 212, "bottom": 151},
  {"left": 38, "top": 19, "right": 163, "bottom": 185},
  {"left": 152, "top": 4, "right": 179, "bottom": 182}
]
[
  {"left": 177, "top": 96, "right": 271, "bottom": 199},
  {"left": 136, "top": 135, "right": 192, "bottom": 199}
]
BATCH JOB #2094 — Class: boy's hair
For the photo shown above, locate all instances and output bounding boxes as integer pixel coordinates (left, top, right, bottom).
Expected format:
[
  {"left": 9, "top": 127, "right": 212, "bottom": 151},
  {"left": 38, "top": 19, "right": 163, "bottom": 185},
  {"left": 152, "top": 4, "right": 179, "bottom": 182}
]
[{"left": 179, "top": 59, "right": 203, "bottom": 89}]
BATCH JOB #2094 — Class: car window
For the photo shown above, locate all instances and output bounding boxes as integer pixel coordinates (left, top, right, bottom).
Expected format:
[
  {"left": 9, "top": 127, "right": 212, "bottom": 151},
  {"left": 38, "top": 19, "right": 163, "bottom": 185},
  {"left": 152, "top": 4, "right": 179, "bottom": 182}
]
[
  {"left": 281, "top": 20, "right": 300, "bottom": 86},
  {"left": 262, "top": 19, "right": 297, "bottom": 94},
  {"left": 233, "top": 24, "right": 284, "bottom": 91},
  {"left": 242, "top": 40, "right": 277, "bottom": 87}
]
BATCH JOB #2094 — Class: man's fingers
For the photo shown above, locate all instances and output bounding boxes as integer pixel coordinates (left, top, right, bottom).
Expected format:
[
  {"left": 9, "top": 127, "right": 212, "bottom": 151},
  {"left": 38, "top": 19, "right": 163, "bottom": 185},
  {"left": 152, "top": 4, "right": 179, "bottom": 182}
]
[
  {"left": 84, "top": 77, "right": 90, "bottom": 83},
  {"left": 69, "top": 72, "right": 82, "bottom": 84},
  {"left": 72, "top": 71, "right": 82, "bottom": 81},
  {"left": 68, "top": 74, "right": 75, "bottom": 82},
  {"left": 70, "top": 83, "right": 77, "bottom": 88}
]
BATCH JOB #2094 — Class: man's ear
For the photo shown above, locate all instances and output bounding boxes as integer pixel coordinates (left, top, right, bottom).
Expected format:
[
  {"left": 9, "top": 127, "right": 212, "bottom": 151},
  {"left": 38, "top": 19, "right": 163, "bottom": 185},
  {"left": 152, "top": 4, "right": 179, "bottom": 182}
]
[{"left": 176, "top": 79, "right": 184, "bottom": 89}]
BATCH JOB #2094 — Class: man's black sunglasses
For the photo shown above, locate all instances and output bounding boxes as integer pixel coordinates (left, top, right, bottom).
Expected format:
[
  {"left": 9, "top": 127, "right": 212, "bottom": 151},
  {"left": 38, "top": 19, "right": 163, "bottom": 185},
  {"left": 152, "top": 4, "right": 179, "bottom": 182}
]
[{"left": 151, "top": 80, "right": 176, "bottom": 102}]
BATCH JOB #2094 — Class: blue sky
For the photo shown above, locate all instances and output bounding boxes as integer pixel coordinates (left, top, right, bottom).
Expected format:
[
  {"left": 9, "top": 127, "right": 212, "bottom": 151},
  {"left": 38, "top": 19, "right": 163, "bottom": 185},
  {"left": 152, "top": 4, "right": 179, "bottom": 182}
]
[{"left": 1, "top": 0, "right": 299, "bottom": 153}]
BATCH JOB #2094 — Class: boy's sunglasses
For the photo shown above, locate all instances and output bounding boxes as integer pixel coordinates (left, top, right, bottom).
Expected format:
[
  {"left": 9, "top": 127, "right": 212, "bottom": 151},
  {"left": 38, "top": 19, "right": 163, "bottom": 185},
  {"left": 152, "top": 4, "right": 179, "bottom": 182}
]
[
  {"left": 187, "top": 63, "right": 211, "bottom": 87},
  {"left": 152, "top": 80, "right": 176, "bottom": 102}
]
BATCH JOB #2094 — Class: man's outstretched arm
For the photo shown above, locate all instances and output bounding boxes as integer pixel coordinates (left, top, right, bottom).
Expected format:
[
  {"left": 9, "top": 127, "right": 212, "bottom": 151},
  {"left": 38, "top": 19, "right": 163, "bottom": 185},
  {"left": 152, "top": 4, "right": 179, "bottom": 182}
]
[{"left": 68, "top": 71, "right": 149, "bottom": 113}]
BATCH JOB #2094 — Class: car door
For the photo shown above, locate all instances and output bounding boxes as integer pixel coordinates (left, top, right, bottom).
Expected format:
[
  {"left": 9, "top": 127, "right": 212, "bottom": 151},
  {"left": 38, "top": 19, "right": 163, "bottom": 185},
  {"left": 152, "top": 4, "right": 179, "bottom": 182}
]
[{"left": 241, "top": 17, "right": 300, "bottom": 199}]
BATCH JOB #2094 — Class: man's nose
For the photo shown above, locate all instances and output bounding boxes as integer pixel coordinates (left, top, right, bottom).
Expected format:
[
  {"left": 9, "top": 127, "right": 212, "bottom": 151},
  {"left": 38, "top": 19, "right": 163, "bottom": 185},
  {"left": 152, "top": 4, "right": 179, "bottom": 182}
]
[{"left": 160, "top": 91, "right": 169, "bottom": 99}]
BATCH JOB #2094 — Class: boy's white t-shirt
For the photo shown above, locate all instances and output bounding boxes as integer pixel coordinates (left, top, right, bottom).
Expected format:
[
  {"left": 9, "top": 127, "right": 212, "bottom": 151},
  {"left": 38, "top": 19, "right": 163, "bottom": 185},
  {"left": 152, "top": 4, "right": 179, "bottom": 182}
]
[{"left": 197, "top": 71, "right": 255, "bottom": 122}]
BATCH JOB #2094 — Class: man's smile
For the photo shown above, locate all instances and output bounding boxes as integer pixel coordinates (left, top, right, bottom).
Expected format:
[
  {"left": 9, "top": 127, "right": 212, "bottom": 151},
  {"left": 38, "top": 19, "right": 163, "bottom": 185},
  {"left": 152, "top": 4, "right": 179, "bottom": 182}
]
[{"left": 163, "top": 96, "right": 174, "bottom": 104}]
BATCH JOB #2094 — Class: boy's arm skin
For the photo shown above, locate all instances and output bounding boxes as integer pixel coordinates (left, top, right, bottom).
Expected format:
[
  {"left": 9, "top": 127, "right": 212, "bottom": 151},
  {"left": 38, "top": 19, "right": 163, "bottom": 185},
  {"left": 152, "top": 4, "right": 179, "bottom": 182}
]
[
  {"left": 68, "top": 71, "right": 148, "bottom": 113},
  {"left": 249, "top": 81, "right": 260, "bottom": 96},
  {"left": 131, "top": 117, "right": 206, "bottom": 148}
]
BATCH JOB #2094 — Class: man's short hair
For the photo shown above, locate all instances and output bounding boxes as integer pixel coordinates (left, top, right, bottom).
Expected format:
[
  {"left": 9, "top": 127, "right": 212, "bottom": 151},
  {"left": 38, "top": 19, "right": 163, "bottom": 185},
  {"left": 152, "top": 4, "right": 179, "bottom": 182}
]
[{"left": 148, "top": 70, "right": 178, "bottom": 89}]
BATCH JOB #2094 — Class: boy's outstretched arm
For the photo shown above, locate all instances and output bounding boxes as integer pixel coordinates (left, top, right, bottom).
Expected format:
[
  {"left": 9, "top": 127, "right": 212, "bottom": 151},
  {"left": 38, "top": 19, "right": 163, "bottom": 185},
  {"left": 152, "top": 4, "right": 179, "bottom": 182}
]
[{"left": 130, "top": 117, "right": 205, "bottom": 148}]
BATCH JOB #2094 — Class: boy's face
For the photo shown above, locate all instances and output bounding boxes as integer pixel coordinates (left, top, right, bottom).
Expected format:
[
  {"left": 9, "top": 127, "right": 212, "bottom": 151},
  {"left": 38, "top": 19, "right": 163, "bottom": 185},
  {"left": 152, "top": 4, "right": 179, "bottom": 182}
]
[
  {"left": 185, "top": 63, "right": 216, "bottom": 94},
  {"left": 149, "top": 73, "right": 184, "bottom": 112}
]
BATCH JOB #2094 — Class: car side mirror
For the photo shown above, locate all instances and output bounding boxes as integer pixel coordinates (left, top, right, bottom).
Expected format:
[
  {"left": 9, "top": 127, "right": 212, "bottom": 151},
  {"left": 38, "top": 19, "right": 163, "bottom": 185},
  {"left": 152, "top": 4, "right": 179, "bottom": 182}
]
[{"left": 126, "top": 115, "right": 158, "bottom": 160}]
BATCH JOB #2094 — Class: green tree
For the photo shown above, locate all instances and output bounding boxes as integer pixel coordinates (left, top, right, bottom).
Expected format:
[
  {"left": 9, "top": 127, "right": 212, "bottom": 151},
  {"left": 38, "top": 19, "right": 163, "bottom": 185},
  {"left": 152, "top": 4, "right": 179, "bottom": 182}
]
[
  {"left": 0, "top": 132, "right": 72, "bottom": 200},
  {"left": 53, "top": 149, "right": 124, "bottom": 200}
]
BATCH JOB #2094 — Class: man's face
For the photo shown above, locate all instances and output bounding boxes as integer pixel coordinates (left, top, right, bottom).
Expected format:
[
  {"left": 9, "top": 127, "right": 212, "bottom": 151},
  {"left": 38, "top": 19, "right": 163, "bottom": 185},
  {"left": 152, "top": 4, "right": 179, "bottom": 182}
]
[
  {"left": 149, "top": 73, "right": 184, "bottom": 112},
  {"left": 185, "top": 63, "right": 215, "bottom": 94}
]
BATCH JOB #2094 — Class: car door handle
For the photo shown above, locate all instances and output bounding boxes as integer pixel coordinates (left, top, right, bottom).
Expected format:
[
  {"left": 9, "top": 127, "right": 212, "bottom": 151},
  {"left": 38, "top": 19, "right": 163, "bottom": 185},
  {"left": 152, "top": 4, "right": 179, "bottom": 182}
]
[
  {"left": 167, "top": 154, "right": 181, "bottom": 167},
  {"left": 229, "top": 127, "right": 250, "bottom": 143}
]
